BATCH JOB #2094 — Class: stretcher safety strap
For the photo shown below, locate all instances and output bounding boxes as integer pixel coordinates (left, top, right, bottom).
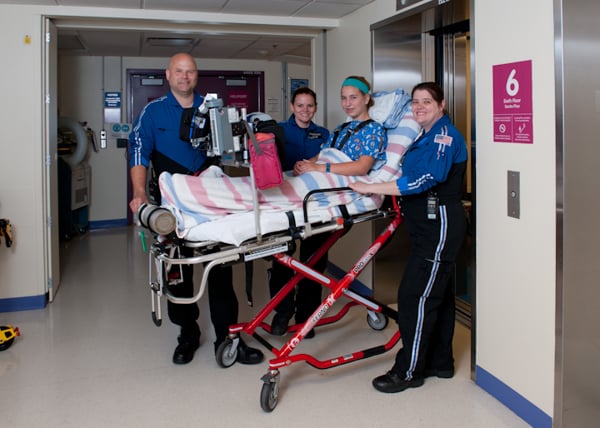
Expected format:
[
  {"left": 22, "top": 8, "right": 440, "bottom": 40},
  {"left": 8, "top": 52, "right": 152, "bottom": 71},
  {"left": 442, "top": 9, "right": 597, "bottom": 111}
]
[{"left": 285, "top": 210, "right": 302, "bottom": 240}]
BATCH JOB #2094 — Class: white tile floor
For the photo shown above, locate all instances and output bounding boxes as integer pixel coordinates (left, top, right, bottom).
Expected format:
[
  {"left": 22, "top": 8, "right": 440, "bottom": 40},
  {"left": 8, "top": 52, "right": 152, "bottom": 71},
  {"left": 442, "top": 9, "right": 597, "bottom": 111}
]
[{"left": 0, "top": 227, "right": 529, "bottom": 427}]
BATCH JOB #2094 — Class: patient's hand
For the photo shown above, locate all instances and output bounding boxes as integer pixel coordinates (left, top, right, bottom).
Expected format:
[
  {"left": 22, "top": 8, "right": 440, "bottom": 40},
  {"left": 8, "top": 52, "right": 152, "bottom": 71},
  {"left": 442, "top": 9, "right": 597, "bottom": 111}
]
[{"left": 293, "top": 159, "right": 323, "bottom": 176}]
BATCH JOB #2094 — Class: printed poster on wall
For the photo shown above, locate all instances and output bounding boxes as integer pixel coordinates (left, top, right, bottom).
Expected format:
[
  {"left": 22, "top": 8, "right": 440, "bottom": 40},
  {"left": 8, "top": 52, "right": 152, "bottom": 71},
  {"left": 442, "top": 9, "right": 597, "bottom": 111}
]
[
  {"left": 290, "top": 78, "right": 309, "bottom": 98},
  {"left": 493, "top": 60, "right": 533, "bottom": 144},
  {"left": 104, "top": 91, "right": 121, "bottom": 124}
]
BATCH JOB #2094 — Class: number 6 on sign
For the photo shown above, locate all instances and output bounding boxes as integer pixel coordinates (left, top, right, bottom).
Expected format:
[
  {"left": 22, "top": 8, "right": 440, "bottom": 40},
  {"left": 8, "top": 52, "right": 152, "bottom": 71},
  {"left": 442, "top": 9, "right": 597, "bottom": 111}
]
[{"left": 506, "top": 69, "right": 519, "bottom": 96}]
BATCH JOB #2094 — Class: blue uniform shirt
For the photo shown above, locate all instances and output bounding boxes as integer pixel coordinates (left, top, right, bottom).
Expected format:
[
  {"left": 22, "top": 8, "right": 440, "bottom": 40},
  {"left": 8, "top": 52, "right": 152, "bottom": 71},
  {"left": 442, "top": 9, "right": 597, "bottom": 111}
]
[
  {"left": 129, "top": 91, "right": 207, "bottom": 173},
  {"left": 396, "top": 115, "right": 467, "bottom": 196},
  {"left": 279, "top": 114, "right": 329, "bottom": 171}
]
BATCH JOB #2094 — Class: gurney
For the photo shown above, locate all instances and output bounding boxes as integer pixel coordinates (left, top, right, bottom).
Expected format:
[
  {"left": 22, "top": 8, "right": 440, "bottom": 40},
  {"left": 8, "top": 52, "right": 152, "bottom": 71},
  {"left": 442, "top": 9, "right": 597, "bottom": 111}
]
[{"left": 144, "top": 88, "right": 420, "bottom": 411}]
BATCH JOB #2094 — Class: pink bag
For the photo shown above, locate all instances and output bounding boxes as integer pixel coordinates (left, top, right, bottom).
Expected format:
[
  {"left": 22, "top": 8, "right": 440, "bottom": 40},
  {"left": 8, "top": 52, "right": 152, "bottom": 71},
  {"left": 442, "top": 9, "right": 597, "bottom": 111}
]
[{"left": 246, "top": 127, "right": 283, "bottom": 190}]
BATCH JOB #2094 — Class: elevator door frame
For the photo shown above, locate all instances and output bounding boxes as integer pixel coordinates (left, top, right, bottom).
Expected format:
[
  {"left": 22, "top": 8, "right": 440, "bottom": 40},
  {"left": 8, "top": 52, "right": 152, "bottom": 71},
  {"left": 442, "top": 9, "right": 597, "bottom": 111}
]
[{"left": 433, "top": 25, "right": 473, "bottom": 327}]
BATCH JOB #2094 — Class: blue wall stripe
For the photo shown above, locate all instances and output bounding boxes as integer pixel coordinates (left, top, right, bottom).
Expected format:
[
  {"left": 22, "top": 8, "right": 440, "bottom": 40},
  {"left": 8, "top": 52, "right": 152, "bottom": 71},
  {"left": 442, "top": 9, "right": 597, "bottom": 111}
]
[
  {"left": 476, "top": 365, "right": 552, "bottom": 427},
  {"left": 0, "top": 294, "right": 46, "bottom": 313},
  {"left": 89, "top": 218, "right": 128, "bottom": 230}
]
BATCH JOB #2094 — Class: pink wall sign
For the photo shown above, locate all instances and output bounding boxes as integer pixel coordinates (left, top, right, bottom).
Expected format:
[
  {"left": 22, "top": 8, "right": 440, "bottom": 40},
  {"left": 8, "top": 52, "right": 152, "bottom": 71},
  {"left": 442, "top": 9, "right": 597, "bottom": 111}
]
[{"left": 493, "top": 60, "right": 533, "bottom": 143}]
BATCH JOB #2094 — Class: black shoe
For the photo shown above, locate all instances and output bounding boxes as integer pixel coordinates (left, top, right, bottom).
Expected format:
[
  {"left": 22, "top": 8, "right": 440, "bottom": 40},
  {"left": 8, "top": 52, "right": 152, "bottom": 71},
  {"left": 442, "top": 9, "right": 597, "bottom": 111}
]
[
  {"left": 270, "top": 313, "right": 290, "bottom": 336},
  {"left": 236, "top": 340, "right": 264, "bottom": 365},
  {"left": 424, "top": 368, "right": 454, "bottom": 379},
  {"left": 294, "top": 317, "right": 315, "bottom": 339},
  {"left": 172, "top": 342, "right": 199, "bottom": 365},
  {"left": 372, "top": 371, "right": 424, "bottom": 393}
]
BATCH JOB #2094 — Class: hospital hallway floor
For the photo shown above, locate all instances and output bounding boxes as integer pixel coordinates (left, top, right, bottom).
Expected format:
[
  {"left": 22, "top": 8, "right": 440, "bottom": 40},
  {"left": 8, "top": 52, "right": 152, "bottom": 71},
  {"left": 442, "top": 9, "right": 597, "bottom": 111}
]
[{"left": 0, "top": 227, "right": 529, "bottom": 428}]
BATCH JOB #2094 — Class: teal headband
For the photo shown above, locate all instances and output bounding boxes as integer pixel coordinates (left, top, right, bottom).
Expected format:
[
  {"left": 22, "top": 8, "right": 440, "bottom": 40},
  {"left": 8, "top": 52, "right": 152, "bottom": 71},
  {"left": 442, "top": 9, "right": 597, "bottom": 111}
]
[{"left": 342, "top": 78, "right": 369, "bottom": 94}]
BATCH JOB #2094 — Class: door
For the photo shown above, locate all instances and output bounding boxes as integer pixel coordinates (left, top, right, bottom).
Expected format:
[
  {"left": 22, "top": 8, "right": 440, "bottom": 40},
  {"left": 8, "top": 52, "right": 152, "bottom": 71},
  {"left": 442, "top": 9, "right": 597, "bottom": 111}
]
[
  {"left": 437, "top": 29, "right": 473, "bottom": 326},
  {"left": 127, "top": 70, "right": 265, "bottom": 123},
  {"left": 43, "top": 17, "right": 60, "bottom": 301}
]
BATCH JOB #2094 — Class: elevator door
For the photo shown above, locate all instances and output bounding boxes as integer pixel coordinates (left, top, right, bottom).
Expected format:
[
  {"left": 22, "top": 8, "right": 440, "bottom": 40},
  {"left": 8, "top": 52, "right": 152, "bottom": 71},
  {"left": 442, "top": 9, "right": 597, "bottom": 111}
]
[
  {"left": 437, "top": 29, "right": 473, "bottom": 326},
  {"left": 440, "top": 31, "right": 471, "bottom": 193}
]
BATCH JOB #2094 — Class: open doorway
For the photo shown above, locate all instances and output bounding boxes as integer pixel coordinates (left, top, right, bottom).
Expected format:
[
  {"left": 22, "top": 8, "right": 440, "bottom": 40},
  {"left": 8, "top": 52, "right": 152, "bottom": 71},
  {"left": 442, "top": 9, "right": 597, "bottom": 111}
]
[{"left": 43, "top": 16, "right": 317, "bottom": 304}]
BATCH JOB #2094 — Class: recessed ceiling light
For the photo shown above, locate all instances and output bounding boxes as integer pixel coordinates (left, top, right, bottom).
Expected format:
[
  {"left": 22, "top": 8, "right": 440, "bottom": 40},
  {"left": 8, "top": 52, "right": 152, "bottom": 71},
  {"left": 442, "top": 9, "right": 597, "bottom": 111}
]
[{"left": 147, "top": 37, "right": 193, "bottom": 47}]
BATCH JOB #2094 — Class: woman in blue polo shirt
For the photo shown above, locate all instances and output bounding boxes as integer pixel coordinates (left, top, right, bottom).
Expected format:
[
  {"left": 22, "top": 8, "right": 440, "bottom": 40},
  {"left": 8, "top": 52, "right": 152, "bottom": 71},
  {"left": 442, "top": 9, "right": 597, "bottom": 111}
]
[
  {"left": 350, "top": 81, "right": 468, "bottom": 394},
  {"left": 269, "top": 86, "right": 330, "bottom": 337}
]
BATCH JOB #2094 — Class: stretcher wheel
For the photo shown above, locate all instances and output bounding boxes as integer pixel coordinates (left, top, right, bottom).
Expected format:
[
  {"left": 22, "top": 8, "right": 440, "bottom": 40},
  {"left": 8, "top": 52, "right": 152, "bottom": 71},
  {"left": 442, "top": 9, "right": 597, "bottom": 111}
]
[
  {"left": 215, "top": 338, "right": 238, "bottom": 368},
  {"left": 260, "top": 381, "right": 279, "bottom": 412},
  {"left": 366, "top": 312, "right": 388, "bottom": 331}
]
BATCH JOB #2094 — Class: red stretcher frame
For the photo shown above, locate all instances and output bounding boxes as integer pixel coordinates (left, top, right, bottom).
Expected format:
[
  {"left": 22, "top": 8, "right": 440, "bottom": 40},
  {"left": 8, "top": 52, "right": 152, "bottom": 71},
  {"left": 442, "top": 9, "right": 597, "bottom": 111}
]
[
  {"left": 147, "top": 194, "right": 403, "bottom": 412},
  {"left": 215, "top": 196, "right": 403, "bottom": 412}
]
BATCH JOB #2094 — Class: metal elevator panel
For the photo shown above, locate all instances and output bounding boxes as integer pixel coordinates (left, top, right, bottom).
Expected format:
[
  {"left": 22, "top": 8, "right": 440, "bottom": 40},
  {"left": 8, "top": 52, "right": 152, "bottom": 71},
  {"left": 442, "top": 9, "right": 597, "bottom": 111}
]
[
  {"left": 372, "top": 13, "right": 423, "bottom": 92},
  {"left": 556, "top": 1, "right": 600, "bottom": 425}
]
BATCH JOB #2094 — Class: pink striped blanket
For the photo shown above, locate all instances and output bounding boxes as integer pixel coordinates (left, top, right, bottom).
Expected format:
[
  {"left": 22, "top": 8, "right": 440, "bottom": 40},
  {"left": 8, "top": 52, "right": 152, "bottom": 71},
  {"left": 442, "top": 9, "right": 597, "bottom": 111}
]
[
  {"left": 159, "top": 92, "right": 420, "bottom": 245},
  {"left": 159, "top": 149, "right": 382, "bottom": 245}
]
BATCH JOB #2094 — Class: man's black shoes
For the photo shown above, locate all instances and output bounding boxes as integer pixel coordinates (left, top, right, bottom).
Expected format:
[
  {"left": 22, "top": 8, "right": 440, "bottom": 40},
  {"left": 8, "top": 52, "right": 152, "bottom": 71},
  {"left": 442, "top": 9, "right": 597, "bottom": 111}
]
[
  {"left": 372, "top": 371, "right": 424, "bottom": 393},
  {"left": 236, "top": 340, "right": 264, "bottom": 365},
  {"left": 172, "top": 341, "right": 200, "bottom": 365},
  {"left": 271, "top": 314, "right": 316, "bottom": 338},
  {"left": 270, "top": 313, "right": 290, "bottom": 336},
  {"left": 304, "top": 328, "right": 315, "bottom": 339}
]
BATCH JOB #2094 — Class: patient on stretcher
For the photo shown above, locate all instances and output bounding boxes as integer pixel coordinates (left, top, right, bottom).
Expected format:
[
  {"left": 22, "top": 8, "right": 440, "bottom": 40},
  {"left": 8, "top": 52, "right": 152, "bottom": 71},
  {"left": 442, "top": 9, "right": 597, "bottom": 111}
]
[{"left": 158, "top": 86, "right": 420, "bottom": 246}]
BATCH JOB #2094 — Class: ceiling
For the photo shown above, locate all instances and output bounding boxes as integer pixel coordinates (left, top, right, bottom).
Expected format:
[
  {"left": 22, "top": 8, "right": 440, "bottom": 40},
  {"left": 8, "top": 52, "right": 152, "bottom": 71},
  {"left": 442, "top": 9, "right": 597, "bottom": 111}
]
[{"left": 0, "top": 0, "right": 377, "bottom": 64}]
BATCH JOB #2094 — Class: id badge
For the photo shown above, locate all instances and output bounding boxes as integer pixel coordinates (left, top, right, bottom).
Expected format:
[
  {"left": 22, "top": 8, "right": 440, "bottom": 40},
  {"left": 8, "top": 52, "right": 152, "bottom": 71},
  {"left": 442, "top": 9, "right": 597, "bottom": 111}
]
[{"left": 427, "top": 194, "right": 439, "bottom": 220}]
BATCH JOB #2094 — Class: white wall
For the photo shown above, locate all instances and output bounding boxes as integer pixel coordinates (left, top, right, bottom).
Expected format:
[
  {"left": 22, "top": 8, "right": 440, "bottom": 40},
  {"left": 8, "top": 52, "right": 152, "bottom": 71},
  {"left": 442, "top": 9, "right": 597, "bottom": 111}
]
[
  {"left": 324, "top": 0, "right": 397, "bottom": 125},
  {"left": 0, "top": 7, "right": 47, "bottom": 302},
  {"left": 324, "top": 0, "right": 398, "bottom": 286},
  {"left": 474, "top": 0, "right": 556, "bottom": 417}
]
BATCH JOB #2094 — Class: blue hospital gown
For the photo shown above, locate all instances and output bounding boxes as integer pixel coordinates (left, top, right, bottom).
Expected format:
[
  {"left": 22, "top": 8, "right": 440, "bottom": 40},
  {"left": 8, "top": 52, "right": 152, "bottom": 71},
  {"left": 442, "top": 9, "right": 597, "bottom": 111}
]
[{"left": 322, "top": 119, "right": 388, "bottom": 172}]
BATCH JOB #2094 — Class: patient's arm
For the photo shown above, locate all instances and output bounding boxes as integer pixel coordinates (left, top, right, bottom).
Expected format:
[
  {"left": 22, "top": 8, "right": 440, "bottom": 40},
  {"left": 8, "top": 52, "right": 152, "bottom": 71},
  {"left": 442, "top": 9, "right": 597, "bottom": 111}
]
[{"left": 293, "top": 155, "right": 374, "bottom": 176}]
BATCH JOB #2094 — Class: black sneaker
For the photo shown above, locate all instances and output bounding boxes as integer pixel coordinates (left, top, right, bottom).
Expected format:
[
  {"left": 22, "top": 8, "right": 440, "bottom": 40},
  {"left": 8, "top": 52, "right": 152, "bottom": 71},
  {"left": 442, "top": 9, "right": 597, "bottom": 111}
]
[
  {"left": 372, "top": 371, "right": 424, "bottom": 393},
  {"left": 295, "top": 317, "right": 315, "bottom": 339},
  {"left": 172, "top": 342, "right": 200, "bottom": 365},
  {"left": 270, "top": 313, "right": 290, "bottom": 336}
]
